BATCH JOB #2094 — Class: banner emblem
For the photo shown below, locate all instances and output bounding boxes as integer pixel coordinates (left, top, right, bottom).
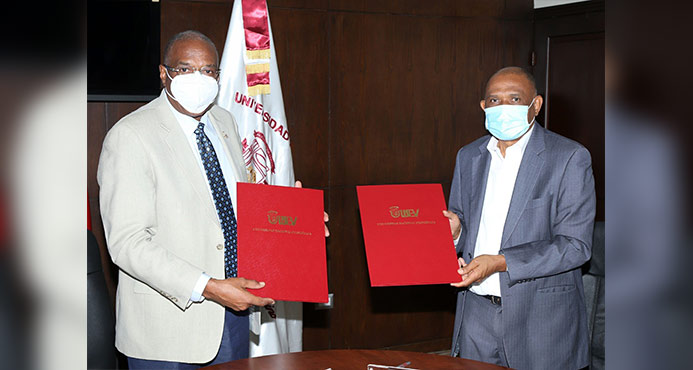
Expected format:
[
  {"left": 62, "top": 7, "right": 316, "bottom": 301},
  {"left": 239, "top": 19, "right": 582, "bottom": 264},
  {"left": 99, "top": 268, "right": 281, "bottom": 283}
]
[{"left": 242, "top": 130, "right": 276, "bottom": 185}]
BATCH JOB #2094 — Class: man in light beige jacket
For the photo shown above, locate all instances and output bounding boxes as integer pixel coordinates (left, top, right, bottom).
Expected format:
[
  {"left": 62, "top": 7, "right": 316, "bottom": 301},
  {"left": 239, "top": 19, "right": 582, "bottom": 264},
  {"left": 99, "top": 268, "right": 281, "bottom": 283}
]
[{"left": 98, "top": 30, "right": 279, "bottom": 368}]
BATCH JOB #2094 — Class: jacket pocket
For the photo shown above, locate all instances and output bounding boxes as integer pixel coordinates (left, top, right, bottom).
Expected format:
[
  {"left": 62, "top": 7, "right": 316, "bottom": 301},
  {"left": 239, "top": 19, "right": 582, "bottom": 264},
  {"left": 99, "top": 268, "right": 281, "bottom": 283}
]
[
  {"left": 538, "top": 284, "right": 576, "bottom": 293},
  {"left": 133, "top": 279, "right": 159, "bottom": 295}
]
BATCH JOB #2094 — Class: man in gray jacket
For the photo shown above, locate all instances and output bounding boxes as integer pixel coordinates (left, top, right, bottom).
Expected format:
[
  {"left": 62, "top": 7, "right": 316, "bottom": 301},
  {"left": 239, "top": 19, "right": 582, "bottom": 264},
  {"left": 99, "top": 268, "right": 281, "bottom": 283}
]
[{"left": 443, "top": 66, "right": 595, "bottom": 369}]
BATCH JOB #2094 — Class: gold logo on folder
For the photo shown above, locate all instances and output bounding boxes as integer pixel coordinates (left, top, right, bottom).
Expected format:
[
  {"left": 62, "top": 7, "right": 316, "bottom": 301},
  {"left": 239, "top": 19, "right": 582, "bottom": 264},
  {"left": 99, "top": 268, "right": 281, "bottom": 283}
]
[
  {"left": 389, "top": 206, "right": 420, "bottom": 218},
  {"left": 267, "top": 210, "right": 297, "bottom": 226}
]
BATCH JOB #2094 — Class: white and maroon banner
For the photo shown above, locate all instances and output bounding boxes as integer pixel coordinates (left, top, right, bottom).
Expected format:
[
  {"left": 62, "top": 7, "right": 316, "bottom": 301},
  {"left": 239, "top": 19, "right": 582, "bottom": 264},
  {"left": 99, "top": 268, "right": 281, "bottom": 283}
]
[{"left": 217, "top": 0, "right": 302, "bottom": 356}]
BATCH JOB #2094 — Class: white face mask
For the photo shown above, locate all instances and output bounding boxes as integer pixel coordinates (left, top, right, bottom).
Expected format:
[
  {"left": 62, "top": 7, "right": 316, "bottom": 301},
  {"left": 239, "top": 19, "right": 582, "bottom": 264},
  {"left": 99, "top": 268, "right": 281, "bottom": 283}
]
[{"left": 165, "top": 70, "right": 219, "bottom": 115}]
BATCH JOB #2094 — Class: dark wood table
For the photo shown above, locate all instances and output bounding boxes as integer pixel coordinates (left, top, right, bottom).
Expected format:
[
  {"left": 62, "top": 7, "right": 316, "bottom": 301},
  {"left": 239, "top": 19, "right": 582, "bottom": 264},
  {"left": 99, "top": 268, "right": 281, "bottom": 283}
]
[{"left": 204, "top": 349, "right": 510, "bottom": 369}]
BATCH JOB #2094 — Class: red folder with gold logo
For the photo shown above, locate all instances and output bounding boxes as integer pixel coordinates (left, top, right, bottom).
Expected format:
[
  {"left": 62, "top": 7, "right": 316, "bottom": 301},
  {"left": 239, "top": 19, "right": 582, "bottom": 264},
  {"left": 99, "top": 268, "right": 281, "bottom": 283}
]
[
  {"left": 357, "top": 184, "right": 460, "bottom": 287},
  {"left": 237, "top": 182, "right": 328, "bottom": 303}
]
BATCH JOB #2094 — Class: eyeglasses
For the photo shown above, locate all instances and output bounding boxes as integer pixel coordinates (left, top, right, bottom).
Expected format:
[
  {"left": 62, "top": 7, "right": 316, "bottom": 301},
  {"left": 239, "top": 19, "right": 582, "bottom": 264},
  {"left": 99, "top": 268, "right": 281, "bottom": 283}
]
[{"left": 163, "top": 64, "right": 220, "bottom": 77}]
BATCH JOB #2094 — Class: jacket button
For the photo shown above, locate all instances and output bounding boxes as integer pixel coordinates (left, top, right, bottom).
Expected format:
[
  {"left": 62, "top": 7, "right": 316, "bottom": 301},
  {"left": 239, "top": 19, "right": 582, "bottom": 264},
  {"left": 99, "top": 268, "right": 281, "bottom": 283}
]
[{"left": 216, "top": 244, "right": 223, "bottom": 250}]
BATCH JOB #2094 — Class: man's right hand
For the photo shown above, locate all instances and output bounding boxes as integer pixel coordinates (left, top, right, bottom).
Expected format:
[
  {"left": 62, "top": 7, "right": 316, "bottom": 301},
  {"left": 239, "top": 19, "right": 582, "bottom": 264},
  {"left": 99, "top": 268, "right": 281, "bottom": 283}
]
[
  {"left": 202, "top": 278, "right": 275, "bottom": 311},
  {"left": 443, "top": 210, "right": 462, "bottom": 240}
]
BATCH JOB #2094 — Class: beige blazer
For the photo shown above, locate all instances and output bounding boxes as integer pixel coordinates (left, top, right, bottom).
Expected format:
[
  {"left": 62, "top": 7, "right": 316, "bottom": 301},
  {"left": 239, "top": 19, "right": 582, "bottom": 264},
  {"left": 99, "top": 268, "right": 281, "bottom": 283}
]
[{"left": 97, "top": 95, "right": 247, "bottom": 363}]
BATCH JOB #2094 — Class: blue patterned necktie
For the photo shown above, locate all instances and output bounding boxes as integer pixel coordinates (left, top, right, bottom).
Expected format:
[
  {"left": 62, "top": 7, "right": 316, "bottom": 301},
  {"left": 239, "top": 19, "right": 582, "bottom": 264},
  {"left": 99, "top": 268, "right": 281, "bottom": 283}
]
[{"left": 195, "top": 121, "right": 237, "bottom": 278}]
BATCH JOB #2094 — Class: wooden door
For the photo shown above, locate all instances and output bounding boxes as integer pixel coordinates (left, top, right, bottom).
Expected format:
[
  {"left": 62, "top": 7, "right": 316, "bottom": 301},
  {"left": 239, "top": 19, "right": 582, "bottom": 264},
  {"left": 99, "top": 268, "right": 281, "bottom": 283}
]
[{"left": 533, "top": 1, "right": 605, "bottom": 221}]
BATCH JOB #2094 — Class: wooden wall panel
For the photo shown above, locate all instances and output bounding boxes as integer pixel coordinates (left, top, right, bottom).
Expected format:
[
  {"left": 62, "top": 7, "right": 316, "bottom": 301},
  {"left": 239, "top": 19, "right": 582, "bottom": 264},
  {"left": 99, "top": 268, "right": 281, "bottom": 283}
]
[
  {"left": 502, "top": 20, "right": 533, "bottom": 67},
  {"left": 328, "top": 0, "right": 505, "bottom": 17},
  {"left": 329, "top": 14, "right": 508, "bottom": 187},
  {"left": 270, "top": 8, "right": 330, "bottom": 188},
  {"left": 269, "top": 0, "right": 327, "bottom": 8},
  {"left": 546, "top": 32, "right": 605, "bottom": 222},
  {"left": 161, "top": 0, "right": 234, "bottom": 61}
]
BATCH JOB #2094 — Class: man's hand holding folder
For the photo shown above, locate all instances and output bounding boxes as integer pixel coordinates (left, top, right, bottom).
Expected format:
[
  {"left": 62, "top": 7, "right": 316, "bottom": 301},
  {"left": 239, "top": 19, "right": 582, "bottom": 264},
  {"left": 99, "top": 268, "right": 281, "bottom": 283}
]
[
  {"left": 441, "top": 207, "right": 508, "bottom": 288},
  {"left": 357, "top": 184, "right": 461, "bottom": 287},
  {"left": 204, "top": 180, "right": 330, "bottom": 310}
]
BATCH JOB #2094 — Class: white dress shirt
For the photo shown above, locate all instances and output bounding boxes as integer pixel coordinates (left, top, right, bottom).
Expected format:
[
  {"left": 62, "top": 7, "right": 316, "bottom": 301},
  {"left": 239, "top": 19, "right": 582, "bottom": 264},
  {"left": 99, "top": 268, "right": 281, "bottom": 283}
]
[
  {"left": 469, "top": 124, "right": 535, "bottom": 297},
  {"left": 163, "top": 90, "right": 240, "bottom": 304}
]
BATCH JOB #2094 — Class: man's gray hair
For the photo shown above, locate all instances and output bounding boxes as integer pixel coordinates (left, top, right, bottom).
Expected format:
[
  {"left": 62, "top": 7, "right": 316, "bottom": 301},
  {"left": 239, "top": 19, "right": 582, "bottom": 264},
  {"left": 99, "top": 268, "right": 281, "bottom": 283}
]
[{"left": 163, "top": 30, "right": 219, "bottom": 65}]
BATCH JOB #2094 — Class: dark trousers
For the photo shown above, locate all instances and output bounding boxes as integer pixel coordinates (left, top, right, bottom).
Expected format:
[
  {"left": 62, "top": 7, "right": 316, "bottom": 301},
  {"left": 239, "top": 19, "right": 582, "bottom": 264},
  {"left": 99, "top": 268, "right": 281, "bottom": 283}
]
[
  {"left": 127, "top": 308, "right": 249, "bottom": 369},
  {"left": 457, "top": 292, "right": 510, "bottom": 368}
]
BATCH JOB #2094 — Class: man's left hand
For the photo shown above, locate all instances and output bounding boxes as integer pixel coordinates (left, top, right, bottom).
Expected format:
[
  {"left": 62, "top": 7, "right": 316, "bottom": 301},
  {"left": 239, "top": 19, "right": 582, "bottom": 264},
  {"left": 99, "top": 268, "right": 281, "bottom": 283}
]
[
  {"left": 295, "top": 180, "right": 330, "bottom": 237},
  {"left": 451, "top": 254, "right": 506, "bottom": 288}
]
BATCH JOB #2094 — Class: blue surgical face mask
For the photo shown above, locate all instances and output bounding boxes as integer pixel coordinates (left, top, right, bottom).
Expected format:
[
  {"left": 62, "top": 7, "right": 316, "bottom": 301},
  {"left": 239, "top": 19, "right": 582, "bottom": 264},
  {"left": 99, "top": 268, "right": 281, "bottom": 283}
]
[{"left": 484, "top": 97, "right": 537, "bottom": 141}]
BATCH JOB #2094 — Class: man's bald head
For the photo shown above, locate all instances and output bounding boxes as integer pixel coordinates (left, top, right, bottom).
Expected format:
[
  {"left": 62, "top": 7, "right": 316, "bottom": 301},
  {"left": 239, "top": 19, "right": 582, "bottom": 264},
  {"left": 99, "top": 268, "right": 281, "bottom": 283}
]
[
  {"left": 479, "top": 66, "right": 543, "bottom": 142},
  {"left": 159, "top": 30, "right": 220, "bottom": 118},
  {"left": 163, "top": 30, "right": 219, "bottom": 66},
  {"left": 485, "top": 66, "right": 537, "bottom": 97}
]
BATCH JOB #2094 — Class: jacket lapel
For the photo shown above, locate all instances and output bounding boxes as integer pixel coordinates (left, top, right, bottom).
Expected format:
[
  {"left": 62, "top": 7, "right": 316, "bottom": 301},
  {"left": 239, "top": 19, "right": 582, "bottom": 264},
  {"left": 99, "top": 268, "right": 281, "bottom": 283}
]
[
  {"left": 500, "top": 124, "right": 546, "bottom": 247},
  {"left": 207, "top": 109, "right": 246, "bottom": 184},
  {"left": 467, "top": 138, "right": 492, "bottom": 257},
  {"left": 153, "top": 97, "right": 221, "bottom": 227}
]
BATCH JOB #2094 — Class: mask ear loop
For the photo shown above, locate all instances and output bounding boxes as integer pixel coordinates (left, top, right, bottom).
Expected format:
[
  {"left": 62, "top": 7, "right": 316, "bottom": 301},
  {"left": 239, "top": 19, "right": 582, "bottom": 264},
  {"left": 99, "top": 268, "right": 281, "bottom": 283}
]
[
  {"left": 528, "top": 96, "right": 538, "bottom": 125},
  {"left": 164, "top": 68, "right": 179, "bottom": 103}
]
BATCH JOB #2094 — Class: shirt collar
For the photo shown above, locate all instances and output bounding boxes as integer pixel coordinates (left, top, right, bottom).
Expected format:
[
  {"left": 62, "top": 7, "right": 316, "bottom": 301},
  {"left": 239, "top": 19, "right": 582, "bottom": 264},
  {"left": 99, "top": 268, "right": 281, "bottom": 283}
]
[
  {"left": 161, "top": 88, "right": 210, "bottom": 137},
  {"left": 487, "top": 122, "right": 536, "bottom": 158}
]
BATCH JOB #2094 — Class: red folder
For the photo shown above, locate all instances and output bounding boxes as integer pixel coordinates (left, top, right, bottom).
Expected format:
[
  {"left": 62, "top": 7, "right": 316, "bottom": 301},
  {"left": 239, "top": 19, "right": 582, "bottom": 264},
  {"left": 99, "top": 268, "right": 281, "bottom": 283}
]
[
  {"left": 357, "top": 184, "right": 460, "bottom": 287},
  {"left": 237, "top": 183, "right": 328, "bottom": 303}
]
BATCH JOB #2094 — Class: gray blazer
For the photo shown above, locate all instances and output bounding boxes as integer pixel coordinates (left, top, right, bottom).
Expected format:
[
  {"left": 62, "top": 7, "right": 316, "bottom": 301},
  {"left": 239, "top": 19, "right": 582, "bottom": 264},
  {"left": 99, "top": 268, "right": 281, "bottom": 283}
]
[{"left": 448, "top": 124, "right": 595, "bottom": 370}]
